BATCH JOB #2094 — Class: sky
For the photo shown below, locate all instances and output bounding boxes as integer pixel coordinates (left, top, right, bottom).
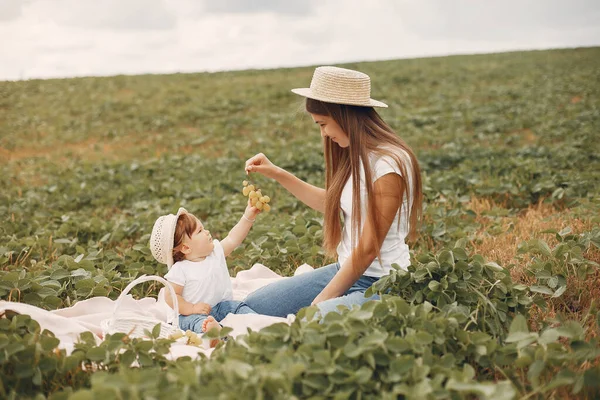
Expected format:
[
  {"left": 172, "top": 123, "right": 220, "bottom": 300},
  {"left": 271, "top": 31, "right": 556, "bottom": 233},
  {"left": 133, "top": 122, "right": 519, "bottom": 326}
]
[{"left": 1, "top": 0, "right": 599, "bottom": 81}]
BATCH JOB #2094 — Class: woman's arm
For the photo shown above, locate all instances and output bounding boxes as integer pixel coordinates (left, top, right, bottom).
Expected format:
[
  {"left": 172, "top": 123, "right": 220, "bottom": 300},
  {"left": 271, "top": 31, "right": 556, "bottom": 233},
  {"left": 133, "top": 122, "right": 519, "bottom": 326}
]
[
  {"left": 312, "top": 173, "right": 403, "bottom": 304},
  {"left": 165, "top": 282, "right": 212, "bottom": 316},
  {"left": 245, "top": 153, "right": 326, "bottom": 213}
]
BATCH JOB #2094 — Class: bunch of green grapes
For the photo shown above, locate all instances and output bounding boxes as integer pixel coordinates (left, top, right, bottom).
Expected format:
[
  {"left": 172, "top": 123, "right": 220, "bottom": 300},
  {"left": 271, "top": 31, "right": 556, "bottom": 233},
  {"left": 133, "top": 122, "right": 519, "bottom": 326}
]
[
  {"left": 169, "top": 329, "right": 203, "bottom": 346},
  {"left": 242, "top": 180, "right": 271, "bottom": 212}
]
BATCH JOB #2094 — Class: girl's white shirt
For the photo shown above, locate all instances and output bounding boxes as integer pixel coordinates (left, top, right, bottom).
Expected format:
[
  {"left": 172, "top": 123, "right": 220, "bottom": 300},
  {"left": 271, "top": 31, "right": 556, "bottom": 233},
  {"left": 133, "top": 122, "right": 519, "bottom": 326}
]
[
  {"left": 337, "top": 147, "right": 413, "bottom": 277},
  {"left": 165, "top": 240, "right": 233, "bottom": 307}
]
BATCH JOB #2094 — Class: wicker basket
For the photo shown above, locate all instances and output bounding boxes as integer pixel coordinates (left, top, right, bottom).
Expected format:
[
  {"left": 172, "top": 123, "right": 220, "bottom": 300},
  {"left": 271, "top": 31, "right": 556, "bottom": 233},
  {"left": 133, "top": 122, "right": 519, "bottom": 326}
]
[{"left": 101, "top": 275, "right": 182, "bottom": 339}]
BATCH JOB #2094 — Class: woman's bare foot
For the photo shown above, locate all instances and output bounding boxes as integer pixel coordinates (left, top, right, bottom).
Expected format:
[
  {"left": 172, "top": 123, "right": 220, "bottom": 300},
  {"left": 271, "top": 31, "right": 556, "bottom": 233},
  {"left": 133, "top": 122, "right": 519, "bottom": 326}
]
[{"left": 202, "top": 316, "right": 221, "bottom": 348}]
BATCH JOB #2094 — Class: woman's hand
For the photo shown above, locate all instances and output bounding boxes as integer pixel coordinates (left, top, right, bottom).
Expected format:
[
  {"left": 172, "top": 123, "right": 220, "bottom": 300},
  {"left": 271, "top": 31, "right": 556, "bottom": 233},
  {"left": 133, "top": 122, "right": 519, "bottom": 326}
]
[
  {"left": 245, "top": 153, "right": 279, "bottom": 179},
  {"left": 192, "top": 302, "right": 212, "bottom": 315}
]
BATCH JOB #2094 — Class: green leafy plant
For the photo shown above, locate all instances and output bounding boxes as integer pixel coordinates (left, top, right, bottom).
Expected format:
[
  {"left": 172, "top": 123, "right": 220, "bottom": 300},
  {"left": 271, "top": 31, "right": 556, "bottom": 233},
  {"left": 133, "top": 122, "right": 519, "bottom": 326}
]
[{"left": 368, "top": 241, "right": 532, "bottom": 338}]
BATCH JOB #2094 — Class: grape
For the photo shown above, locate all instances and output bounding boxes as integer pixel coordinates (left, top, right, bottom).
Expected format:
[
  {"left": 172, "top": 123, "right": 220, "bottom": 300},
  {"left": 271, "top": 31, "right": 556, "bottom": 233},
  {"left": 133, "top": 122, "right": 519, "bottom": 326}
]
[
  {"left": 242, "top": 187, "right": 250, "bottom": 196},
  {"left": 243, "top": 180, "right": 249, "bottom": 186},
  {"left": 170, "top": 330, "right": 184, "bottom": 340},
  {"left": 263, "top": 204, "right": 271, "bottom": 212},
  {"left": 249, "top": 190, "right": 258, "bottom": 198},
  {"left": 247, "top": 185, "right": 255, "bottom": 192},
  {"left": 189, "top": 336, "right": 203, "bottom": 346},
  {"left": 251, "top": 197, "right": 258, "bottom": 206},
  {"left": 262, "top": 196, "right": 270, "bottom": 203},
  {"left": 255, "top": 201, "right": 263, "bottom": 210}
]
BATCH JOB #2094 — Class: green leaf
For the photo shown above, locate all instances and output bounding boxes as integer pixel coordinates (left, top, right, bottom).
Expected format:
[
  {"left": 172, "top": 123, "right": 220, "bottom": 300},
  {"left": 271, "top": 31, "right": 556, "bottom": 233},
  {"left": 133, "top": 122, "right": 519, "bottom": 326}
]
[
  {"left": 437, "top": 250, "right": 454, "bottom": 265},
  {"left": 386, "top": 337, "right": 409, "bottom": 353},
  {"left": 355, "top": 366, "right": 373, "bottom": 384},
  {"left": 452, "top": 247, "right": 468, "bottom": 261},
  {"left": 220, "top": 327, "right": 233, "bottom": 337},
  {"left": 40, "top": 335, "right": 60, "bottom": 351},
  {"left": 555, "top": 321, "right": 584, "bottom": 340},
  {"left": 527, "top": 360, "right": 546, "bottom": 385},
  {"left": 529, "top": 285, "right": 554, "bottom": 295},
  {"left": 343, "top": 342, "right": 363, "bottom": 358},
  {"left": 86, "top": 346, "right": 106, "bottom": 362},
  {"left": 414, "top": 332, "right": 433, "bottom": 345},
  {"left": 119, "top": 350, "right": 136, "bottom": 367},
  {"left": 348, "top": 309, "right": 373, "bottom": 321},
  {"left": 303, "top": 374, "right": 328, "bottom": 390},
  {"left": 551, "top": 285, "right": 566, "bottom": 298},
  {"left": 539, "top": 328, "right": 560, "bottom": 345},
  {"left": 505, "top": 314, "right": 529, "bottom": 343},
  {"left": 390, "top": 355, "right": 414, "bottom": 375},
  {"left": 535, "top": 239, "right": 553, "bottom": 257},
  {"left": 152, "top": 323, "right": 161, "bottom": 339},
  {"left": 360, "top": 331, "right": 388, "bottom": 347},
  {"left": 484, "top": 261, "right": 504, "bottom": 272},
  {"left": 138, "top": 352, "right": 153, "bottom": 367},
  {"left": 428, "top": 280, "right": 441, "bottom": 291}
]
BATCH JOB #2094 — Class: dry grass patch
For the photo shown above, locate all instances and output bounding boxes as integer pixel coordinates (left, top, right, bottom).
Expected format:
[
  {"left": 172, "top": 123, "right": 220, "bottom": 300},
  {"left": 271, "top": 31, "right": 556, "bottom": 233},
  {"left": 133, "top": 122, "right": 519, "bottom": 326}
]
[
  {"left": 3, "top": 131, "right": 224, "bottom": 187},
  {"left": 468, "top": 198, "right": 593, "bottom": 277},
  {"left": 468, "top": 197, "right": 600, "bottom": 338},
  {"left": 1, "top": 132, "right": 222, "bottom": 165}
]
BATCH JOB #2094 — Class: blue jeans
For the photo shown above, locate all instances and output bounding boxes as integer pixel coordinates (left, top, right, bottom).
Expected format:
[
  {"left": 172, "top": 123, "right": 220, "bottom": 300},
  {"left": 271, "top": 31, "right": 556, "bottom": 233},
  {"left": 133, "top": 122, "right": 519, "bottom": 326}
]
[
  {"left": 244, "top": 263, "right": 380, "bottom": 318},
  {"left": 179, "top": 300, "right": 256, "bottom": 333}
]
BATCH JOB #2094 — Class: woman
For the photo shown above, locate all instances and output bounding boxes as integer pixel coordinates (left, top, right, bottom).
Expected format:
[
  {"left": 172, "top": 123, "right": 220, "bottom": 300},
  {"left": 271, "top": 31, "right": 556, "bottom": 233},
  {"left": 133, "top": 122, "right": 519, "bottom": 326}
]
[{"left": 244, "top": 66, "right": 423, "bottom": 317}]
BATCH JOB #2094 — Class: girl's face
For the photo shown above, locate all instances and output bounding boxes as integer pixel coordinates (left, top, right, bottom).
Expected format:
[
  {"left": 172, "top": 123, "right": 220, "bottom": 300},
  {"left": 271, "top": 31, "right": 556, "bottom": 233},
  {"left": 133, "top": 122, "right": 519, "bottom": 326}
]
[
  {"left": 310, "top": 113, "right": 350, "bottom": 148},
  {"left": 181, "top": 215, "right": 214, "bottom": 261}
]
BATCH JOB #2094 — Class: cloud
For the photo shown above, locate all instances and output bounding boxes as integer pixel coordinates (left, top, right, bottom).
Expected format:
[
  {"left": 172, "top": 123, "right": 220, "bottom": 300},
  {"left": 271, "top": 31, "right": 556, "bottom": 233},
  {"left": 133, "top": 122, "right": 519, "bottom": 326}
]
[
  {"left": 201, "top": 0, "right": 315, "bottom": 15},
  {"left": 0, "top": 0, "right": 28, "bottom": 21},
  {"left": 397, "top": 0, "right": 600, "bottom": 42},
  {"left": 36, "top": 0, "right": 177, "bottom": 31},
  {"left": 0, "top": 0, "right": 598, "bottom": 81}
]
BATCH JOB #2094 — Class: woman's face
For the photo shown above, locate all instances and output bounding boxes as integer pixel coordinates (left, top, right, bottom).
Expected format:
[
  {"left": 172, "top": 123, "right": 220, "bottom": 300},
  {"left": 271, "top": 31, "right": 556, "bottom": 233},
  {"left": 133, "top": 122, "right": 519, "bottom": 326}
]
[{"left": 310, "top": 113, "right": 350, "bottom": 148}]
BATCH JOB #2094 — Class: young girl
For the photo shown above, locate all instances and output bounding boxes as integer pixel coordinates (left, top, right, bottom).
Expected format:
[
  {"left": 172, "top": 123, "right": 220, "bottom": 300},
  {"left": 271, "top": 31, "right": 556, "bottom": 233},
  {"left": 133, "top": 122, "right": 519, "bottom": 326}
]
[
  {"left": 243, "top": 66, "right": 423, "bottom": 317},
  {"left": 149, "top": 202, "right": 260, "bottom": 337}
]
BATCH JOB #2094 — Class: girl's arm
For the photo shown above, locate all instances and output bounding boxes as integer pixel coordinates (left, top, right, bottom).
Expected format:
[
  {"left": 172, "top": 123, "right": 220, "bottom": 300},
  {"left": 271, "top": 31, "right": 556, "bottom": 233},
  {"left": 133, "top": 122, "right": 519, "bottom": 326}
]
[
  {"left": 165, "top": 282, "right": 212, "bottom": 315},
  {"left": 312, "top": 173, "right": 404, "bottom": 304},
  {"left": 221, "top": 201, "right": 260, "bottom": 257},
  {"left": 245, "top": 153, "right": 326, "bottom": 213}
]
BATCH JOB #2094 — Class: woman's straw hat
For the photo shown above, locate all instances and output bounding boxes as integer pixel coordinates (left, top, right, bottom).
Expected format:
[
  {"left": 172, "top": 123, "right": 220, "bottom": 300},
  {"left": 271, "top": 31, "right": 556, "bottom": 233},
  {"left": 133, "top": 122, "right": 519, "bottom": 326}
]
[
  {"left": 150, "top": 207, "right": 188, "bottom": 269},
  {"left": 291, "top": 66, "right": 388, "bottom": 108}
]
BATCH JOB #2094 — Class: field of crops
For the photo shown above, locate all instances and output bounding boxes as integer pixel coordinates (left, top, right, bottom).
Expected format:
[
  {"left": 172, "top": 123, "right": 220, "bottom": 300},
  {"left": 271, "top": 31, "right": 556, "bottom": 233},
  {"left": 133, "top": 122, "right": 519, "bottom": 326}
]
[{"left": 1, "top": 47, "right": 599, "bottom": 399}]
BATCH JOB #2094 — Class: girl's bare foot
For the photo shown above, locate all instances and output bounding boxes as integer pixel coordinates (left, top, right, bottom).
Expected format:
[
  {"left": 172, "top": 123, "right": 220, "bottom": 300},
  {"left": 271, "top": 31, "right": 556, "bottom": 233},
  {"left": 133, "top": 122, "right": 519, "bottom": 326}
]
[{"left": 202, "top": 316, "right": 221, "bottom": 348}]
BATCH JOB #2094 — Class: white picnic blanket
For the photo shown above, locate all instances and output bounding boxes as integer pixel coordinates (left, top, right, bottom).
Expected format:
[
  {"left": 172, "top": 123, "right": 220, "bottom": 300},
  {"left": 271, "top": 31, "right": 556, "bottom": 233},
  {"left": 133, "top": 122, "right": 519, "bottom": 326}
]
[{"left": 0, "top": 263, "right": 314, "bottom": 359}]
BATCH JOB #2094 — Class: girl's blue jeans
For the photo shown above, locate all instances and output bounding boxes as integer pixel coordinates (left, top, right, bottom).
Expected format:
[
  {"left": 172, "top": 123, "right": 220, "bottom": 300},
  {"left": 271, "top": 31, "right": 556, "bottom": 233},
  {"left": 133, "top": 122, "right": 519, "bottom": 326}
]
[
  {"left": 179, "top": 300, "right": 255, "bottom": 333},
  {"left": 244, "top": 263, "right": 380, "bottom": 318}
]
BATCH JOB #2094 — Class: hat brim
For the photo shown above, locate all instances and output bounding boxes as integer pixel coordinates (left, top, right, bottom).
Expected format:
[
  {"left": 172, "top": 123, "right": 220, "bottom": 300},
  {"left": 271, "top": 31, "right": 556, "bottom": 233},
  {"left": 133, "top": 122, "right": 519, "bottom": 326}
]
[{"left": 291, "top": 88, "right": 388, "bottom": 108}]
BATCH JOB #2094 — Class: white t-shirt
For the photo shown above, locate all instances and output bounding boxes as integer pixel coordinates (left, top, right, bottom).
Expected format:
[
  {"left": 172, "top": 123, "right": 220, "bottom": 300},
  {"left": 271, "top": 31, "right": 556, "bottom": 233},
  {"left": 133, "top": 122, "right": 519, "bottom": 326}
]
[
  {"left": 336, "top": 148, "right": 413, "bottom": 277},
  {"left": 164, "top": 240, "right": 233, "bottom": 307}
]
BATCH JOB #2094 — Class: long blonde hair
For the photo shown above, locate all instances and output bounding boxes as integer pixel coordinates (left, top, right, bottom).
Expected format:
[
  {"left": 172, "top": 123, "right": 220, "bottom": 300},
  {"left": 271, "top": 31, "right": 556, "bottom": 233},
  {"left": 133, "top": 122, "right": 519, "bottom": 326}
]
[{"left": 305, "top": 98, "right": 422, "bottom": 263}]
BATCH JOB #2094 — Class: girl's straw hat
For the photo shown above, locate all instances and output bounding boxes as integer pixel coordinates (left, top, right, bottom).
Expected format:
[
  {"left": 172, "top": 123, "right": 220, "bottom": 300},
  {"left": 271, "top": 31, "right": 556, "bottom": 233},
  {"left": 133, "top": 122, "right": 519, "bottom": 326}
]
[
  {"left": 291, "top": 66, "right": 388, "bottom": 108},
  {"left": 150, "top": 207, "right": 188, "bottom": 269}
]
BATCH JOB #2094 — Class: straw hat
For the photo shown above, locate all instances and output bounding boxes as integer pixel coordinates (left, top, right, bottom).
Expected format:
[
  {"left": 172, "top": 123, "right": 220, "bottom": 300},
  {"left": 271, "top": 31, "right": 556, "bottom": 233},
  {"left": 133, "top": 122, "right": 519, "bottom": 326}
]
[
  {"left": 150, "top": 207, "right": 188, "bottom": 269},
  {"left": 291, "top": 66, "right": 388, "bottom": 108}
]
